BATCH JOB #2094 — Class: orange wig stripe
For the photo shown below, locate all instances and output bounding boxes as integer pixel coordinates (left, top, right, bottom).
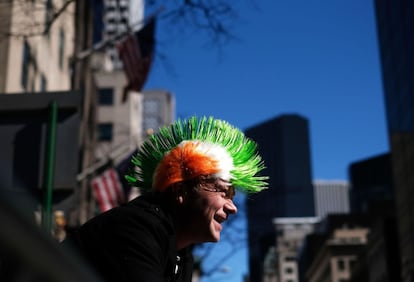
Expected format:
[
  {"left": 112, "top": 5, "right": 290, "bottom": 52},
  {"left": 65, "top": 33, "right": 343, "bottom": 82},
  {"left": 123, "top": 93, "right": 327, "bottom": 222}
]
[{"left": 153, "top": 142, "right": 220, "bottom": 191}]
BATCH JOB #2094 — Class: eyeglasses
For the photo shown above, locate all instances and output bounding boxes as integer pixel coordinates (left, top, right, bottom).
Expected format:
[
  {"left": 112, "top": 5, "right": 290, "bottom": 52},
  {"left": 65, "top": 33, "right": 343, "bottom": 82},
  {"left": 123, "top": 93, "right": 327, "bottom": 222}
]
[
  {"left": 201, "top": 183, "right": 235, "bottom": 200},
  {"left": 182, "top": 176, "right": 236, "bottom": 200}
]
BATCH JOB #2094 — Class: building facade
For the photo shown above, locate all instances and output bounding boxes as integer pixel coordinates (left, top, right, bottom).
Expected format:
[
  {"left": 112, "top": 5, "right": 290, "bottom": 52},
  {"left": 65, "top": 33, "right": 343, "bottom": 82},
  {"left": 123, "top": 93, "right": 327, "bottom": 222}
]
[
  {"left": 348, "top": 153, "right": 393, "bottom": 214},
  {"left": 245, "top": 114, "right": 315, "bottom": 282},
  {"left": 374, "top": 1, "right": 414, "bottom": 280},
  {"left": 0, "top": 0, "right": 96, "bottom": 227},
  {"left": 93, "top": 0, "right": 144, "bottom": 71},
  {"left": 263, "top": 217, "right": 319, "bottom": 282},
  {"left": 92, "top": 44, "right": 175, "bottom": 165},
  {"left": 306, "top": 227, "right": 369, "bottom": 282},
  {"left": 313, "top": 180, "right": 350, "bottom": 220},
  {"left": 93, "top": 69, "right": 143, "bottom": 163},
  {"left": 0, "top": 0, "right": 75, "bottom": 93}
]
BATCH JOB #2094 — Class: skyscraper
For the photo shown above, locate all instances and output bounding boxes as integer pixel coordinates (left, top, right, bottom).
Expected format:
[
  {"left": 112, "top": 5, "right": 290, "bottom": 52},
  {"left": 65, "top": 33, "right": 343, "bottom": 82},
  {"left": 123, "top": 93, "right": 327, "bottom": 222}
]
[
  {"left": 245, "top": 114, "right": 315, "bottom": 282},
  {"left": 374, "top": 0, "right": 414, "bottom": 280}
]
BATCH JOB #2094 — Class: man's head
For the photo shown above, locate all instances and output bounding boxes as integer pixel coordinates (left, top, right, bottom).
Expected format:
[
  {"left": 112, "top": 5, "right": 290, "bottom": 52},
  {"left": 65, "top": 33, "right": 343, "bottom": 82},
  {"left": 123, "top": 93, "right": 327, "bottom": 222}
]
[{"left": 126, "top": 116, "right": 268, "bottom": 247}]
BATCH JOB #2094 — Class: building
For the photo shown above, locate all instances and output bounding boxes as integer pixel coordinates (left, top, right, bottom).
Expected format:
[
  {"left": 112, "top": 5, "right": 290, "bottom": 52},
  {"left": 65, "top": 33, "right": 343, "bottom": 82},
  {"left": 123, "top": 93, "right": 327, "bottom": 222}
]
[
  {"left": 306, "top": 226, "right": 369, "bottom": 282},
  {"left": 94, "top": 68, "right": 140, "bottom": 162},
  {"left": 358, "top": 212, "right": 401, "bottom": 282},
  {"left": 297, "top": 232, "right": 328, "bottom": 282},
  {"left": 245, "top": 114, "right": 315, "bottom": 282},
  {"left": 298, "top": 214, "right": 371, "bottom": 282},
  {"left": 373, "top": 1, "right": 414, "bottom": 280},
  {"left": 264, "top": 217, "right": 319, "bottom": 282},
  {"left": 90, "top": 0, "right": 175, "bottom": 211},
  {"left": 142, "top": 89, "right": 175, "bottom": 133},
  {"left": 348, "top": 153, "right": 393, "bottom": 214},
  {"left": 93, "top": 73, "right": 177, "bottom": 166},
  {"left": 0, "top": 0, "right": 75, "bottom": 93},
  {"left": 91, "top": 0, "right": 174, "bottom": 164},
  {"left": 91, "top": 0, "right": 163, "bottom": 166},
  {"left": 313, "top": 180, "right": 350, "bottom": 220},
  {"left": 93, "top": 0, "right": 145, "bottom": 70},
  {"left": 263, "top": 246, "right": 278, "bottom": 282},
  {"left": 0, "top": 0, "right": 98, "bottom": 227},
  {"left": 93, "top": 67, "right": 175, "bottom": 164}
]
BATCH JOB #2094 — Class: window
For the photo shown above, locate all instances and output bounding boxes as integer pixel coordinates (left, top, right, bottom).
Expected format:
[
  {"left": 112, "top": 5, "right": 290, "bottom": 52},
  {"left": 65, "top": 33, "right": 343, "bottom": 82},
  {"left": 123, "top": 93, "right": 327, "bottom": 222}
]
[
  {"left": 349, "top": 259, "right": 356, "bottom": 270},
  {"left": 144, "top": 116, "right": 159, "bottom": 132},
  {"left": 40, "top": 74, "right": 47, "bottom": 92},
  {"left": 285, "top": 256, "right": 296, "bottom": 262},
  {"left": 337, "top": 259, "right": 345, "bottom": 271},
  {"left": 144, "top": 98, "right": 161, "bottom": 114},
  {"left": 21, "top": 39, "right": 30, "bottom": 89},
  {"left": 285, "top": 267, "right": 293, "bottom": 274},
  {"left": 30, "top": 79, "right": 35, "bottom": 92},
  {"left": 143, "top": 98, "right": 161, "bottom": 132},
  {"left": 58, "top": 28, "right": 65, "bottom": 69},
  {"left": 98, "top": 88, "right": 114, "bottom": 105},
  {"left": 98, "top": 123, "right": 113, "bottom": 141},
  {"left": 45, "top": 0, "right": 52, "bottom": 25},
  {"left": 349, "top": 237, "right": 361, "bottom": 243}
]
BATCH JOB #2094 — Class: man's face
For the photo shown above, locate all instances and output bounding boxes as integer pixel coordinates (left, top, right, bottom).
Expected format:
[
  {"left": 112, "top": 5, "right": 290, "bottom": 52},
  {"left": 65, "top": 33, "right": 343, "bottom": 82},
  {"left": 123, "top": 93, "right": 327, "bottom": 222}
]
[{"left": 182, "top": 178, "right": 238, "bottom": 243}]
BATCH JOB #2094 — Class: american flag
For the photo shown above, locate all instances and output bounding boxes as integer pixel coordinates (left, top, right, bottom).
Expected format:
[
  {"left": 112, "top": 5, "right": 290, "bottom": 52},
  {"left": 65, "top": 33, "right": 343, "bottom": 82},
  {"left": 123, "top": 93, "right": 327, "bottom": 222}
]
[
  {"left": 117, "top": 17, "right": 156, "bottom": 102},
  {"left": 91, "top": 168, "right": 125, "bottom": 212}
]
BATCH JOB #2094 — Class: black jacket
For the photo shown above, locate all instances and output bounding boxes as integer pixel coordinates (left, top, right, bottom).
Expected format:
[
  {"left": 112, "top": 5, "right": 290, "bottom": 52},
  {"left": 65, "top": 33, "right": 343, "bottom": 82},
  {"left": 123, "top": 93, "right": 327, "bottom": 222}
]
[{"left": 63, "top": 194, "right": 193, "bottom": 282}]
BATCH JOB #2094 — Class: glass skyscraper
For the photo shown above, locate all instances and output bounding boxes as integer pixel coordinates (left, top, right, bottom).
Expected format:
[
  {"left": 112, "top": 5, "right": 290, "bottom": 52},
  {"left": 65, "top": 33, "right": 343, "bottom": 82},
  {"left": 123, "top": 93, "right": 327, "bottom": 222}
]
[
  {"left": 245, "top": 114, "right": 315, "bottom": 282},
  {"left": 374, "top": 0, "right": 414, "bottom": 280}
]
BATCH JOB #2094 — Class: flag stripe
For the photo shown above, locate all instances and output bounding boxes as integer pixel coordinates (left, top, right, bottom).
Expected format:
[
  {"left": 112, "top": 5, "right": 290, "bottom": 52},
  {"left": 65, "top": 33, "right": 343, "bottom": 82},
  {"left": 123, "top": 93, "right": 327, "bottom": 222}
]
[
  {"left": 102, "top": 171, "right": 118, "bottom": 208},
  {"left": 91, "top": 168, "right": 125, "bottom": 212},
  {"left": 92, "top": 178, "right": 112, "bottom": 212}
]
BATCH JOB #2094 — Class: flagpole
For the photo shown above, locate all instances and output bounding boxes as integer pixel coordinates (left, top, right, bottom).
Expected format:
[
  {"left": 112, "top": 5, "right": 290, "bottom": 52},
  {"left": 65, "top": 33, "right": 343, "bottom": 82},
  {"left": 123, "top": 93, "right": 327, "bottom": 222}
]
[{"left": 42, "top": 101, "right": 58, "bottom": 233}]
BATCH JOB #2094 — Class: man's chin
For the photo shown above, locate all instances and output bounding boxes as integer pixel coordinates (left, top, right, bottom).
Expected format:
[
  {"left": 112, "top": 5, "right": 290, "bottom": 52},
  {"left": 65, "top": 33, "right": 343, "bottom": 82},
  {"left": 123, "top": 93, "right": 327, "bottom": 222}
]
[
  {"left": 203, "top": 232, "right": 220, "bottom": 243},
  {"left": 209, "top": 231, "right": 221, "bottom": 242}
]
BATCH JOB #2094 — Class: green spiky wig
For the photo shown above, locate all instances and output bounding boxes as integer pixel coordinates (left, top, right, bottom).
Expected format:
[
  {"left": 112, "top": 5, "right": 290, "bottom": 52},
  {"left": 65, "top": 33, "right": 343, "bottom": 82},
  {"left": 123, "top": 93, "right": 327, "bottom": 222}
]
[{"left": 125, "top": 116, "right": 268, "bottom": 193}]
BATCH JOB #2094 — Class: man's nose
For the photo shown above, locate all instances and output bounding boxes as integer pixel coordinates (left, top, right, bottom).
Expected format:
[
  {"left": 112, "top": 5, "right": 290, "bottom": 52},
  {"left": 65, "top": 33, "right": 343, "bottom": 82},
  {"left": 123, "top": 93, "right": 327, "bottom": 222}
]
[{"left": 224, "top": 200, "right": 238, "bottom": 215}]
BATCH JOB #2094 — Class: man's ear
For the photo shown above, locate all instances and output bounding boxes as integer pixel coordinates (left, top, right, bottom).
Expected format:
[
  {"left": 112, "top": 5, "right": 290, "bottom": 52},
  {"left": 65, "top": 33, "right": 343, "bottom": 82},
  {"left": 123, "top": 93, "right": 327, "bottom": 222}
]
[
  {"left": 170, "top": 182, "right": 185, "bottom": 204},
  {"left": 177, "top": 194, "right": 184, "bottom": 205}
]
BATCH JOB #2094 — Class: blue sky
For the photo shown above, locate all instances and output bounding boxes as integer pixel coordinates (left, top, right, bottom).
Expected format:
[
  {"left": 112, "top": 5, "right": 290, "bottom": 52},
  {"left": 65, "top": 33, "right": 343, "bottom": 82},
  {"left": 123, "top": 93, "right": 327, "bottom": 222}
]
[{"left": 145, "top": 1, "right": 389, "bottom": 280}]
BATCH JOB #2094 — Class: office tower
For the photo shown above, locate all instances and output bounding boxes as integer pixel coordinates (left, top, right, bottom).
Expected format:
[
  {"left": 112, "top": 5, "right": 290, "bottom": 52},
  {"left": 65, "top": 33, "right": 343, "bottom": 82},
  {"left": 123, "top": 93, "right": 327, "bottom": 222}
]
[
  {"left": 313, "top": 180, "right": 350, "bottom": 220},
  {"left": 348, "top": 153, "right": 393, "bottom": 213},
  {"left": 245, "top": 114, "right": 315, "bottom": 282},
  {"left": 374, "top": 1, "right": 414, "bottom": 280}
]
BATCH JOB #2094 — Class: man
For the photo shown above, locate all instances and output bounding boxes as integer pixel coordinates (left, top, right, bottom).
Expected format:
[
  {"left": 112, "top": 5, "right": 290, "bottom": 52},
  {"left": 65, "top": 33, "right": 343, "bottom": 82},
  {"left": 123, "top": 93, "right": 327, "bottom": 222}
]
[{"left": 63, "top": 116, "right": 268, "bottom": 282}]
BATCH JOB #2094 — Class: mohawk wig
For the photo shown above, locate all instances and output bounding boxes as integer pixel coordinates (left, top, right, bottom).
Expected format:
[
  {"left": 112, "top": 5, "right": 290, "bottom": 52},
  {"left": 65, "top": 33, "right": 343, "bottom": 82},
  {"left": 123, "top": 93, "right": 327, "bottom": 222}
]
[{"left": 126, "top": 116, "right": 268, "bottom": 193}]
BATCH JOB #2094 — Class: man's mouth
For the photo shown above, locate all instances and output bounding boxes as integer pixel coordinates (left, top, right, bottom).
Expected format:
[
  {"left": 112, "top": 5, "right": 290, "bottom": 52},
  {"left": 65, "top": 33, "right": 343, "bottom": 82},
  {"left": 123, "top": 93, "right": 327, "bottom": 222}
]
[{"left": 214, "top": 215, "right": 226, "bottom": 224}]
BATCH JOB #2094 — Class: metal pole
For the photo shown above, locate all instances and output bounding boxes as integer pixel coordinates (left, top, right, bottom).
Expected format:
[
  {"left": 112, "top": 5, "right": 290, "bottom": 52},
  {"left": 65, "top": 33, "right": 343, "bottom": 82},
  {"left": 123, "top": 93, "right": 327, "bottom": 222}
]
[{"left": 42, "top": 100, "right": 58, "bottom": 232}]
